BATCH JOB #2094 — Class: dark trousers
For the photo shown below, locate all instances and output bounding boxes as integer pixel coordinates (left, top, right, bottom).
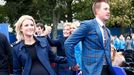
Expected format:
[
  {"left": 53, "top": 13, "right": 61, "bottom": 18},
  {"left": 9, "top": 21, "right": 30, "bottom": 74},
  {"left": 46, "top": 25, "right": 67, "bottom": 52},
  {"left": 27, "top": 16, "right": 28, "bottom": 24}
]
[
  {"left": 101, "top": 65, "right": 111, "bottom": 75},
  {"left": 54, "top": 64, "right": 75, "bottom": 75},
  {"left": 118, "top": 49, "right": 124, "bottom": 52},
  {"left": 0, "top": 71, "right": 8, "bottom": 75}
]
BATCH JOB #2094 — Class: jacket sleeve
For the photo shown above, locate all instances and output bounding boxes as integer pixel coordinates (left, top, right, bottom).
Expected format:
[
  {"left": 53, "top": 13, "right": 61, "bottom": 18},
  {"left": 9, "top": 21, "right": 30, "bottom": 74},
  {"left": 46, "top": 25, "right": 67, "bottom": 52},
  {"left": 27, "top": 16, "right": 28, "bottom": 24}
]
[
  {"left": 64, "top": 21, "right": 90, "bottom": 67},
  {"left": 12, "top": 47, "right": 22, "bottom": 75},
  {"left": 1, "top": 33, "right": 13, "bottom": 74},
  {"left": 48, "top": 43, "right": 67, "bottom": 64},
  {"left": 47, "top": 36, "right": 61, "bottom": 47}
]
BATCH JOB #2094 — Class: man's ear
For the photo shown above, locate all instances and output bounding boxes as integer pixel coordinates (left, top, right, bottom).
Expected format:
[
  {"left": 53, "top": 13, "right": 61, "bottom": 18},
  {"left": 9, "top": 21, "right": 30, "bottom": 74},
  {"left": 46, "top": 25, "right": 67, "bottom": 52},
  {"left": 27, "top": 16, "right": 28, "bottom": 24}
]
[{"left": 95, "top": 8, "right": 100, "bottom": 15}]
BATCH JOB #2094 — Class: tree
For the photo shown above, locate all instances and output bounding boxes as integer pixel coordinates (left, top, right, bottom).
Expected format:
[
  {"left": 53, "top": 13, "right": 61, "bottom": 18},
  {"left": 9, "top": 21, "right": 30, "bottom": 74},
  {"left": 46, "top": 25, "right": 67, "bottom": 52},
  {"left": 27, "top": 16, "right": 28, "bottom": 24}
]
[
  {"left": 72, "top": 0, "right": 94, "bottom": 20},
  {"left": 108, "top": 0, "right": 134, "bottom": 28},
  {"left": 1, "top": 0, "right": 133, "bottom": 36}
]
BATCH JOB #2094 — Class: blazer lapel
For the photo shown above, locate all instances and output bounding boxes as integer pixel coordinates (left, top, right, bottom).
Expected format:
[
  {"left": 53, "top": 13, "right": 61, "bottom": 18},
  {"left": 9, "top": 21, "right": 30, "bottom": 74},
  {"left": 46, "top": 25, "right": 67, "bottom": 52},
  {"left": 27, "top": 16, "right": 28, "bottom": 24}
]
[
  {"left": 35, "top": 45, "right": 55, "bottom": 75},
  {"left": 93, "top": 19, "right": 104, "bottom": 48}
]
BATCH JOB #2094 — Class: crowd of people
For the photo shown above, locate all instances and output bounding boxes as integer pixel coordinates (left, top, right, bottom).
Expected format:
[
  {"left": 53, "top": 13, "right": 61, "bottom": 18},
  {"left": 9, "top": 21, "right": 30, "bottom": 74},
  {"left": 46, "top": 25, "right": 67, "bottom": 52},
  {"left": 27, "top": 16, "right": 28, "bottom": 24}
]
[
  {"left": 111, "top": 34, "right": 134, "bottom": 75},
  {"left": 112, "top": 34, "right": 134, "bottom": 52},
  {"left": 0, "top": 0, "right": 134, "bottom": 75}
]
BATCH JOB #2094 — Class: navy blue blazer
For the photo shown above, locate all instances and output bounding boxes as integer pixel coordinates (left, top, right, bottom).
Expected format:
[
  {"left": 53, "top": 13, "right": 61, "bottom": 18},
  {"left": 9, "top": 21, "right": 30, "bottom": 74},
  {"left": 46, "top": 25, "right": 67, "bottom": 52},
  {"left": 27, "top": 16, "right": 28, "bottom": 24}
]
[
  {"left": 65, "top": 19, "right": 116, "bottom": 75},
  {"left": 12, "top": 36, "right": 66, "bottom": 75}
]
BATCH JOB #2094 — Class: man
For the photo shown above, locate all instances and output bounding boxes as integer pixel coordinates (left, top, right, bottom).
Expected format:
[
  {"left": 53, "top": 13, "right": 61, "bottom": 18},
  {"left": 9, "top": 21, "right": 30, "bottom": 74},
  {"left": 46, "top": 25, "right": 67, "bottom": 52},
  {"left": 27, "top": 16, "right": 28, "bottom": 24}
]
[
  {"left": 0, "top": 32, "right": 12, "bottom": 75},
  {"left": 64, "top": 1, "right": 116, "bottom": 75},
  {"left": 35, "top": 22, "right": 45, "bottom": 36}
]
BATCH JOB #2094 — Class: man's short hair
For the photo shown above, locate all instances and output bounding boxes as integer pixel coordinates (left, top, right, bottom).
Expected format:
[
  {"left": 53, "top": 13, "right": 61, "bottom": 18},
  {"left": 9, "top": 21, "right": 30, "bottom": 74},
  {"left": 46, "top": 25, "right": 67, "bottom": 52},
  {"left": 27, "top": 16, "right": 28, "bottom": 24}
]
[
  {"left": 92, "top": 0, "right": 108, "bottom": 15},
  {"left": 36, "top": 23, "right": 45, "bottom": 31}
]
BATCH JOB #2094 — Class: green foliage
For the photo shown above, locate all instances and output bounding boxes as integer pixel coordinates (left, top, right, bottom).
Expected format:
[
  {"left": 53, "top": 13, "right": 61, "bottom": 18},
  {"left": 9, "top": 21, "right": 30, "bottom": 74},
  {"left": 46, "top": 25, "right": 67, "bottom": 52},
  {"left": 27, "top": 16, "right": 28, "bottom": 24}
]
[
  {"left": 72, "top": 0, "right": 94, "bottom": 20},
  {"left": 0, "top": 0, "right": 134, "bottom": 29},
  {"left": 0, "top": 6, "right": 7, "bottom": 22},
  {"left": 108, "top": 0, "right": 134, "bottom": 27},
  {"left": 73, "top": 0, "right": 134, "bottom": 28}
]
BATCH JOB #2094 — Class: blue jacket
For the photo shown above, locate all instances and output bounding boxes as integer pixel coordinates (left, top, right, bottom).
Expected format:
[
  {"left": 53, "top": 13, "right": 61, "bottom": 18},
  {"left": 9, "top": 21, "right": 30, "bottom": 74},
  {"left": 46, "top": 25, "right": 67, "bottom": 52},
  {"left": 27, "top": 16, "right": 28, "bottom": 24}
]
[
  {"left": 12, "top": 36, "right": 66, "bottom": 75},
  {"left": 131, "top": 39, "right": 134, "bottom": 49},
  {"left": 74, "top": 42, "right": 82, "bottom": 70},
  {"left": 113, "top": 38, "right": 120, "bottom": 50},
  {"left": 119, "top": 40, "right": 126, "bottom": 50},
  {"left": 65, "top": 19, "right": 116, "bottom": 75}
]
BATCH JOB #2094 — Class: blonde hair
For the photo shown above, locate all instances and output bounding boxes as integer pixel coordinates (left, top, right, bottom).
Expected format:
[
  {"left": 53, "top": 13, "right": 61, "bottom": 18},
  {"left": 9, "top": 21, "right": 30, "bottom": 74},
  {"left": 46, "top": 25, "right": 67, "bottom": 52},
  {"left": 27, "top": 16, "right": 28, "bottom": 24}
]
[
  {"left": 15, "top": 15, "right": 36, "bottom": 41},
  {"left": 63, "top": 22, "right": 72, "bottom": 27},
  {"left": 111, "top": 44, "right": 125, "bottom": 66},
  {"left": 71, "top": 22, "right": 80, "bottom": 29}
]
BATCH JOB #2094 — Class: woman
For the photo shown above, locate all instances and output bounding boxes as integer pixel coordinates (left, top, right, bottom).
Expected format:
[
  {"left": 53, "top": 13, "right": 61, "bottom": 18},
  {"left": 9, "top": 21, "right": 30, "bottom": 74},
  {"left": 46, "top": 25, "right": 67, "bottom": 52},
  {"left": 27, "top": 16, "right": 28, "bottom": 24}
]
[
  {"left": 111, "top": 44, "right": 125, "bottom": 66},
  {"left": 70, "top": 22, "right": 82, "bottom": 75},
  {"left": 47, "top": 22, "right": 76, "bottom": 75},
  {"left": 12, "top": 15, "right": 66, "bottom": 75}
]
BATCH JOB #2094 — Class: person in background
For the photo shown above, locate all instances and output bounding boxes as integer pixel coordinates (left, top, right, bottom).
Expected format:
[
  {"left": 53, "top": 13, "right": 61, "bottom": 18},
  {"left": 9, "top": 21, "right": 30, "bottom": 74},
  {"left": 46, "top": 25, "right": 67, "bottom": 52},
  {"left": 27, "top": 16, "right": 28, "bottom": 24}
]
[
  {"left": 126, "top": 36, "right": 133, "bottom": 51},
  {"left": 35, "top": 24, "right": 52, "bottom": 38},
  {"left": 47, "top": 22, "right": 75, "bottom": 75},
  {"left": 12, "top": 15, "right": 66, "bottom": 75},
  {"left": 113, "top": 35, "right": 120, "bottom": 51},
  {"left": 0, "top": 32, "right": 12, "bottom": 75},
  {"left": 64, "top": 0, "right": 116, "bottom": 75},
  {"left": 111, "top": 44, "right": 125, "bottom": 66},
  {"left": 118, "top": 34, "right": 126, "bottom": 52},
  {"left": 131, "top": 33, "right": 134, "bottom": 50},
  {"left": 35, "top": 22, "right": 45, "bottom": 36},
  {"left": 45, "top": 26, "right": 52, "bottom": 37},
  {"left": 70, "top": 22, "right": 82, "bottom": 75},
  {"left": 8, "top": 26, "right": 17, "bottom": 44}
]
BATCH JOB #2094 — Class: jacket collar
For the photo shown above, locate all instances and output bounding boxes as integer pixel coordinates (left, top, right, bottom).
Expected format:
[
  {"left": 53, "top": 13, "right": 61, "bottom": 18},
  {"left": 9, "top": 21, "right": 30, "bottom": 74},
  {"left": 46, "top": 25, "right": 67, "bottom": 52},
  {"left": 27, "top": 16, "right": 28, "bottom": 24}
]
[
  {"left": 95, "top": 18, "right": 106, "bottom": 27},
  {"left": 18, "top": 36, "right": 47, "bottom": 51}
]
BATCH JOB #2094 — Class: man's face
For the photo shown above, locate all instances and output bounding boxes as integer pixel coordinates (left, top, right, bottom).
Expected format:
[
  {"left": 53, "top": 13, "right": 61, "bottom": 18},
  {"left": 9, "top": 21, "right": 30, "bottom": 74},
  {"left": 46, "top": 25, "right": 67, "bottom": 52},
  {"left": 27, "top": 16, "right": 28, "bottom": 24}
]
[
  {"left": 96, "top": 2, "right": 110, "bottom": 21},
  {"left": 36, "top": 26, "right": 43, "bottom": 35}
]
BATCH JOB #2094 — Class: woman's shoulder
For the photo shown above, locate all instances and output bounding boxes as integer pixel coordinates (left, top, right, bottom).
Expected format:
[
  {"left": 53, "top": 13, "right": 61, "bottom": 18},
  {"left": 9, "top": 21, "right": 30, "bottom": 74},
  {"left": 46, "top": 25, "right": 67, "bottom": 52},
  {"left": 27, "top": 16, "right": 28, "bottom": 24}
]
[{"left": 11, "top": 41, "right": 22, "bottom": 48}]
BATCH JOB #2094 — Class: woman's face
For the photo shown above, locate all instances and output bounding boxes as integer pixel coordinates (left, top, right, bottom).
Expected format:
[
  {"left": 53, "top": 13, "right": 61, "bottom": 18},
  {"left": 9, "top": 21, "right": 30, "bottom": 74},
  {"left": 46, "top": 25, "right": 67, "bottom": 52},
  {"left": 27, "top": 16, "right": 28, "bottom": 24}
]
[
  {"left": 70, "top": 26, "right": 76, "bottom": 34},
  {"left": 63, "top": 25, "right": 71, "bottom": 38},
  {"left": 20, "top": 19, "right": 35, "bottom": 37}
]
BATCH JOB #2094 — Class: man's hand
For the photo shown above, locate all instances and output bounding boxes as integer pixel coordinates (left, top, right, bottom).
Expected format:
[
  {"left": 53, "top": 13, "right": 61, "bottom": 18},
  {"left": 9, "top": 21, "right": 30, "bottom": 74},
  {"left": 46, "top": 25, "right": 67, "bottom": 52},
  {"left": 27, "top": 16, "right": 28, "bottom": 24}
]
[
  {"left": 70, "top": 64, "right": 79, "bottom": 71},
  {"left": 78, "top": 70, "right": 82, "bottom": 75}
]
